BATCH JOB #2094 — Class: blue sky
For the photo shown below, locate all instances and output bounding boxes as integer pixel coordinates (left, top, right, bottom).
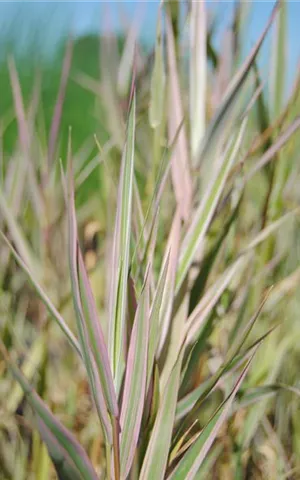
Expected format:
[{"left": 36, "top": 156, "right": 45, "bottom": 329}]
[{"left": 0, "top": 1, "right": 299, "bottom": 89}]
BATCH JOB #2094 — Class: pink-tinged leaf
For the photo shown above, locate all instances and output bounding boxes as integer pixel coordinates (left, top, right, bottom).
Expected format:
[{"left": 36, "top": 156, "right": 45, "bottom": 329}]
[
  {"left": 120, "top": 277, "right": 150, "bottom": 479},
  {"left": 166, "top": 10, "right": 192, "bottom": 222},
  {"left": 0, "top": 342, "right": 98, "bottom": 480},
  {"left": 146, "top": 252, "right": 170, "bottom": 387},
  {"left": 108, "top": 92, "right": 136, "bottom": 390},
  {"left": 140, "top": 349, "right": 184, "bottom": 480},
  {"left": 48, "top": 39, "right": 73, "bottom": 167},
  {"left": 157, "top": 210, "right": 182, "bottom": 354},
  {"left": 8, "top": 57, "right": 29, "bottom": 152},
  {"left": 66, "top": 158, "right": 113, "bottom": 443},
  {"left": 8, "top": 57, "right": 44, "bottom": 219},
  {"left": 168, "top": 353, "right": 256, "bottom": 480},
  {"left": 37, "top": 418, "right": 88, "bottom": 480},
  {"left": 78, "top": 250, "right": 118, "bottom": 417}
]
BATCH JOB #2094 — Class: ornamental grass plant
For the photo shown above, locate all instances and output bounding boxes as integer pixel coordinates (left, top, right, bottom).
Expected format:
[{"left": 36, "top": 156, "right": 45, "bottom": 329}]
[{"left": 1, "top": 1, "right": 300, "bottom": 478}]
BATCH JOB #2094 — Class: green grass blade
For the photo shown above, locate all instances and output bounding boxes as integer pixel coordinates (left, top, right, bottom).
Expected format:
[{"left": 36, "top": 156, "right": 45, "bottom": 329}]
[
  {"left": 176, "top": 323, "right": 277, "bottom": 427},
  {"left": 246, "top": 116, "right": 300, "bottom": 181},
  {"left": 37, "top": 419, "right": 84, "bottom": 480},
  {"left": 8, "top": 57, "right": 44, "bottom": 219},
  {"left": 197, "top": 3, "right": 278, "bottom": 168},
  {"left": 242, "top": 207, "right": 300, "bottom": 253},
  {"left": 0, "top": 233, "right": 81, "bottom": 358},
  {"left": 157, "top": 210, "right": 181, "bottom": 354},
  {"left": 186, "top": 256, "right": 246, "bottom": 345},
  {"left": 188, "top": 199, "right": 241, "bottom": 313},
  {"left": 120, "top": 277, "right": 150, "bottom": 479},
  {"left": 47, "top": 40, "right": 73, "bottom": 167},
  {"left": 270, "top": 0, "right": 286, "bottom": 119},
  {"left": 176, "top": 118, "right": 247, "bottom": 293},
  {"left": 168, "top": 353, "right": 256, "bottom": 480},
  {"left": 186, "top": 208, "right": 297, "bottom": 346},
  {"left": 0, "top": 192, "right": 40, "bottom": 276},
  {"left": 109, "top": 91, "right": 136, "bottom": 389},
  {"left": 140, "top": 350, "right": 184, "bottom": 480},
  {"left": 147, "top": 253, "right": 170, "bottom": 387},
  {"left": 233, "top": 383, "right": 300, "bottom": 414},
  {"left": 225, "top": 288, "right": 271, "bottom": 364}
]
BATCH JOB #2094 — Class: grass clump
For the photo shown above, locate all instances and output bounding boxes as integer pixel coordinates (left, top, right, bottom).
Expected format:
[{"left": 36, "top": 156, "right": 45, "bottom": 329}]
[{"left": 1, "top": 1, "right": 300, "bottom": 479}]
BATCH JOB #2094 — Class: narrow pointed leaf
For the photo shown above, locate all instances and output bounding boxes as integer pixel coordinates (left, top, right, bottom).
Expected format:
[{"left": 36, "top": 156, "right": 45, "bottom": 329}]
[
  {"left": 176, "top": 118, "right": 247, "bottom": 293},
  {"left": 168, "top": 354, "right": 255, "bottom": 480},
  {"left": 8, "top": 57, "right": 44, "bottom": 218},
  {"left": 189, "top": 199, "right": 241, "bottom": 313},
  {"left": 197, "top": 3, "right": 278, "bottom": 168},
  {"left": 242, "top": 207, "right": 299, "bottom": 253},
  {"left": 48, "top": 40, "right": 73, "bottom": 166},
  {"left": 176, "top": 325, "right": 277, "bottom": 425},
  {"left": 140, "top": 350, "right": 184, "bottom": 480},
  {"left": 117, "top": 10, "right": 141, "bottom": 97},
  {"left": 67, "top": 162, "right": 113, "bottom": 442},
  {"left": 109, "top": 93, "right": 136, "bottom": 388},
  {"left": 186, "top": 256, "right": 246, "bottom": 345},
  {"left": 0, "top": 192, "right": 39, "bottom": 275},
  {"left": 166, "top": 9, "right": 192, "bottom": 221},
  {"left": 0, "top": 233, "right": 81, "bottom": 358},
  {"left": 246, "top": 116, "right": 300, "bottom": 181},
  {"left": 120, "top": 278, "right": 150, "bottom": 479},
  {"left": 78, "top": 250, "right": 118, "bottom": 417},
  {"left": 147, "top": 253, "right": 170, "bottom": 387},
  {"left": 270, "top": 0, "right": 286, "bottom": 118},
  {"left": 158, "top": 210, "right": 181, "bottom": 354},
  {"left": 37, "top": 419, "right": 85, "bottom": 480},
  {"left": 225, "top": 287, "right": 272, "bottom": 363}
]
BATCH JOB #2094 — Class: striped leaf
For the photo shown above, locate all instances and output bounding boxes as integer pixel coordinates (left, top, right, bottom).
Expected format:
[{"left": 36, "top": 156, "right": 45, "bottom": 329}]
[
  {"left": 166, "top": 8, "right": 192, "bottom": 221},
  {"left": 109, "top": 93, "right": 136, "bottom": 389},
  {"left": 197, "top": 3, "right": 278, "bottom": 168},
  {"left": 168, "top": 354, "right": 255, "bottom": 480},
  {"left": 67, "top": 160, "right": 113, "bottom": 443},
  {"left": 120, "top": 277, "right": 150, "bottom": 479},
  {"left": 140, "top": 350, "right": 184, "bottom": 480},
  {"left": 176, "top": 117, "right": 247, "bottom": 293}
]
